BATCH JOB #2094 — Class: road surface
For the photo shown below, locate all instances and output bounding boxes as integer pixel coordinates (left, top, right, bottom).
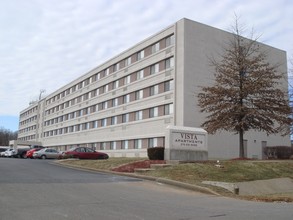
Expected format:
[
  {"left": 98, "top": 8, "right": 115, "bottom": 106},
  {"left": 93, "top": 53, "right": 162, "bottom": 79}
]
[{"left": 0, "top": 158, "right": 292, "bottom": 220}]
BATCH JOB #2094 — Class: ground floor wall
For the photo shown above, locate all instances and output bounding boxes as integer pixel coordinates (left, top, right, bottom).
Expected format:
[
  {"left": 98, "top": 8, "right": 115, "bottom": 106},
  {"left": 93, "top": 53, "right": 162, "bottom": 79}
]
[
  {"left": 207, "top": 131, "right": 291, "bottom": 159},
  {"left": 37, "top": 127, "right": 291, "bottom": 159}
]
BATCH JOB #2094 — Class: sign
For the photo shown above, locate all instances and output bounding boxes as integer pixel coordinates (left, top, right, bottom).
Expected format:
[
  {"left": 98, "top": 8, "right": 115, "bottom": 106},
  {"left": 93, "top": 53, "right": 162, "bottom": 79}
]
[{"left": 172, "top": 131, "right": 205, "bottom": 149}]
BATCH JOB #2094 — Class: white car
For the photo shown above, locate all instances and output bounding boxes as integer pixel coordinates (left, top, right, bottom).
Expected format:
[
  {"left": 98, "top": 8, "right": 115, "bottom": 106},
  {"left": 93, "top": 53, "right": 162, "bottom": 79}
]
[
  {"left": 0, "top": 147, "right": 9, "bottom": 157},
  {"left": 3, "top": 148, "right": 15, "bottom": 157}
]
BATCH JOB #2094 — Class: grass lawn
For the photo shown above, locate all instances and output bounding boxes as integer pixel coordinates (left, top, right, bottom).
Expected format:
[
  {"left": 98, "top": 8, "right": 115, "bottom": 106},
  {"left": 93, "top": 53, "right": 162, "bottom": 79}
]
[{"left": 57, "top": 158, "right": 293, "bottom": 202}]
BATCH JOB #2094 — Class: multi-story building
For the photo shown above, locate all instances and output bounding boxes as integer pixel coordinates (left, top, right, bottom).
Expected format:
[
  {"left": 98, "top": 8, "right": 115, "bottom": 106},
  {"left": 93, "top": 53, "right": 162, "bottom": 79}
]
[{"left": 16, "top": 18, "right": 290, "bottom": 159}]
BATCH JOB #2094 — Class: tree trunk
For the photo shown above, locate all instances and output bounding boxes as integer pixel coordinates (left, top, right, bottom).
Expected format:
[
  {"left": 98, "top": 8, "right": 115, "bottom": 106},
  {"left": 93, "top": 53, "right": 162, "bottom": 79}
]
[{"left": 239, "top": 129, "right": 245, "bottom": 158}]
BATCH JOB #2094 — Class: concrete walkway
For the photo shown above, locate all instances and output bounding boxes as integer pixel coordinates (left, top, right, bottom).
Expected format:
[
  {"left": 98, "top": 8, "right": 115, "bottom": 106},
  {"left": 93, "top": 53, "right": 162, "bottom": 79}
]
[{"left": 236, "top": 178, "right": 293, "bottom": 195}]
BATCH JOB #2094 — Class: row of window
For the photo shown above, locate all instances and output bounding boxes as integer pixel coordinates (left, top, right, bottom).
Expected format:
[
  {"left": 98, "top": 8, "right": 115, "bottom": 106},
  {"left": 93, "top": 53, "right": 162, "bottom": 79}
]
[
  {"left": 20, "top": 106, "right": 38, "bottom": 119},
  {"left": 45, "top": 57, "right": 174, "bottom": 116},
  {"left": 18, "top": 134, "right": 36, "bottom": 141},
  {"left": 18, "top": 125, "right": 37, "bottom": 134},
  {"left": 48, "top": 137, "right": 164, "bottom": 152},
  {"left": 17, "top": 136, "right": 162, "bottom": 150},
  {"left": 19, "top": 115, "right": 38, "bottom": 126},
  {"left": 44, "top": 79, "right": 173, "bottom": 127},
  {"left": 46, "top": 35, "right": 175, "bottom": 106},
  {"left": 43, "top": 103, "right": 173, "bottom": 137}
]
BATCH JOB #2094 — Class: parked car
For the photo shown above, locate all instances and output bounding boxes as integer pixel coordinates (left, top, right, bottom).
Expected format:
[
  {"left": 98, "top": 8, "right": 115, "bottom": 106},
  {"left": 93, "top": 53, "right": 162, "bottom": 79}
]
[
  {"left": 13, "top": 145, "right": 43, "bottom": 158},
  {"left": 63, "top": 147, "right": 109, "bottom": 160},
  {"left": 0, "top": 147, "right": 10, "bottom": 157},
  {"left": 26, "top": 148, "right": 43, "bottom": 159},
  {"left": 0, "top": 147, "right": 9, "bottom": 154},
  {"left": 0, "top": 147, "right": 9, "bottom": 157},
  {"left": 33, "top": 148, "right": 61, "bottom": 159},
  {"left": 2, "top": 148, "right": 16, "bottom": 157}
]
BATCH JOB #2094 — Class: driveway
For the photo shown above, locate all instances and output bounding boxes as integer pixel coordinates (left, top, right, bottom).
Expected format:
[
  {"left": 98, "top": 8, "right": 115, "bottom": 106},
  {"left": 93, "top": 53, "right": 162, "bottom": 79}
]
[{"left": 0, "top": 158, "right": 292, "bottom": 220}]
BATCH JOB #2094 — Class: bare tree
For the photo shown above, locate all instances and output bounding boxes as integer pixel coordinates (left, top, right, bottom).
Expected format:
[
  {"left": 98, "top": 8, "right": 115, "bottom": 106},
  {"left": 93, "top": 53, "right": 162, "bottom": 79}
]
[
  {"left": 0, "top": 127, "right": 18, "bottom": 146},
  {"left": 198, "top": 17, "right": 292, "bottom": 158},
  {"left": 288, "top": 55, "right": 293, "bottom": 137}
]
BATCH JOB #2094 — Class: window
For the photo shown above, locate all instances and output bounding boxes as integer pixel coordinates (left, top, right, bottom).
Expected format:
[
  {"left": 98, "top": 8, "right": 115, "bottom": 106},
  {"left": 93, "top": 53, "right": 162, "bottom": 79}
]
[
  {"left": 110, "top": 141, "right": 116, "bottom": 150},
  {"left": 137, "top": 50, "right": 144, "bottom": 60},
  {"left": 149, "top": 107, "right": 158, "bottom": 118},
  {"left": 150, "top": 85, "right": 159, "bottom": 96},
  {"left": 114, "top": 63, "right": 120, "bottom": 71},
  {"left": 102, "top": 101, "right": 108, "bottom": 110},
  {"left": 93, "top": 120, "right": 98, "bottom": 128},
  {"left": 135, "top": 90, "right": 143, "bottom": 100},
  {"left": 100, "top": 142, "right": 106, "bottom": 150},
  {"left": 164, "top": 103, "right": 174, "bottom": 115},
  {"left": 150, "top": 63, "right": 159, "bottom": 74},
  {"left": 113, "top": 80, "right": 119, "bottom": 89},
  {"left": 101, "top": 118, "right": 107, "bottom": 127},
  {"left": 96, "top": 73, "right": 101, "bottom": 80},
  {"left": 105, "top": 68, "right": 110, "bottom": 76},
  {"left": 111, "top": 116, "right": 117, "bottom": 125},
  {"left": 125, "top": 57, "right": 131, "bottom": 66},
  {"left": 122, "top": 140, "right": 128, "bottom": 149},
  {"left": 83, "top": 93, "right": 89, "bottom": 101},
  {"left": 123, "top": 94, "right": 130, "bottom": 104},
  {"left": 137, "top": 70, "right": 144, "bottom": 80},
  {"left": 112, "top": 98, "right": 118, "bottom": 107},
  {"left": 122, "top": 113, "right": 129, "bottom": 123},
  {"left": 79, "top": 109, "right": 84, "bottom": 116},
  {"left": 166, "top": 35, "right": 175, "bottom": 47},
  {"left": 151, "top": 42, "right": 160, "bottom": 53},
  {"left": 165, "top": 57, "right": 174, "bottom": 69},
  {"left": 104, "top": 84, "right": 109, "bottom": 93},
  {"left": 148, "top": 138, "right": 158, "bottom": 148},
  {"left": 134, "top": 139, "right": 142, "bottom": 149},
  {"left": 164, "top": 80, "right": 174, "bottom": 92},
  {"left": 124, "top": 75, "right": 131, "bottom": 84},
  {"left": 135, "top": 110, "right": 143, "bottom": 121}
]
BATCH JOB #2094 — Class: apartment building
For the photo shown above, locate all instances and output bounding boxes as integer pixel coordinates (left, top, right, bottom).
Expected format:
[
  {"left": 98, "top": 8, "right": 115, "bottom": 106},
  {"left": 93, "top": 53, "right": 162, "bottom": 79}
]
[{"left": 17, "top": 18, "right": 290, "bottom": 159}]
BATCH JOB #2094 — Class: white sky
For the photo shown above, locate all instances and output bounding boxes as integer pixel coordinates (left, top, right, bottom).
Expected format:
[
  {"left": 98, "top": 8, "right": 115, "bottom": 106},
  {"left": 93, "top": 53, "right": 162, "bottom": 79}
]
[{"left": 0, "top": 0, "right": 293, "bottom": 130}]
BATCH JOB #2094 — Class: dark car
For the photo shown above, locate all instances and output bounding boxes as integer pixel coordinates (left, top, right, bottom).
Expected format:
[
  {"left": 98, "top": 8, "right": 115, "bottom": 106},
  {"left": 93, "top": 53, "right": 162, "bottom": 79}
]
[{"left": 63, "top": 147, "right": 109, "bottom": 160}]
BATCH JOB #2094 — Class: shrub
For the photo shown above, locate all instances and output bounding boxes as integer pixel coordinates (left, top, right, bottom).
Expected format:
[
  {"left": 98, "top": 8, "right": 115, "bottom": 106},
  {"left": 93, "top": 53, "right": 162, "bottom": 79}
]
[
  {"left": 263, "top": 146, "right": 293, "bottom": 159},
  {"left": 147, "top": 146, "right": 165, "bottom": 160}
]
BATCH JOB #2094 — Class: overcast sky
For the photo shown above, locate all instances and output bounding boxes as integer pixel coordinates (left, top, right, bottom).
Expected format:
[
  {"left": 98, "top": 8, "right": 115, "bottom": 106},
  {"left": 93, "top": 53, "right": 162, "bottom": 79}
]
[{"left": 0, "top": 0, "right": 293, "bottom": 131}]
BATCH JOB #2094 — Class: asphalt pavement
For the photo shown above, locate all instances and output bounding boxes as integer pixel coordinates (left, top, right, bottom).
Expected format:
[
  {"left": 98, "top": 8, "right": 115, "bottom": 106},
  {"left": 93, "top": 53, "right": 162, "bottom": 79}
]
[{"left": 0, "top": 158, "right": 292, "bottom": 220}]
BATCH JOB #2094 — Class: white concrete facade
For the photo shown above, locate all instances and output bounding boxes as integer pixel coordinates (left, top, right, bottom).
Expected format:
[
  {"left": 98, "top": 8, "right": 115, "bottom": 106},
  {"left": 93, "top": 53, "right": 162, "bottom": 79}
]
[{"left": 17, "top": 18, "right": 290, "bottom": 159}]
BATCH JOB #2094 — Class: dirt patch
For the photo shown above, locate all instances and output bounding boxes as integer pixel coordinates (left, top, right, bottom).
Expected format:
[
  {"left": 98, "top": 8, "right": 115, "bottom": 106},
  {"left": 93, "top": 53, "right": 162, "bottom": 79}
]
[{"left": 111, "top": 160, "right": 166, "bottom": 172}]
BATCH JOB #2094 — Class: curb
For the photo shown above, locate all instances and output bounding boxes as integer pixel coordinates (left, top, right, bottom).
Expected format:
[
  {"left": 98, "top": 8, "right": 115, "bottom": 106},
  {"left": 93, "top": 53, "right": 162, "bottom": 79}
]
[{"left": 53, "top": 160, "right": 220, "bottom": 196}]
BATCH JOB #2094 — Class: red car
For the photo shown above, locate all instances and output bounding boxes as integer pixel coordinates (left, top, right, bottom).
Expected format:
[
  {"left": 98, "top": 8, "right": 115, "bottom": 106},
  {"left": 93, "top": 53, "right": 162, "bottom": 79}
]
[
  {"left": 26, "top": 148, "right": 43, "bottom": 159},
  {"left": 63, "top": 147, "right": 109, "bottom": 160}
]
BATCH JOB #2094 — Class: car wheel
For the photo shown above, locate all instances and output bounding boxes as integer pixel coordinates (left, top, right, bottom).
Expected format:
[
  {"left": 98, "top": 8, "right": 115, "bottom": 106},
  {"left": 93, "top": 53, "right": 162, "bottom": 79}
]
[
  {"left": 41, "top": 155, "right": 46, "bottom": 160},
  {"left": 22, "top": 154, "right": 27, "bottom": 159}
]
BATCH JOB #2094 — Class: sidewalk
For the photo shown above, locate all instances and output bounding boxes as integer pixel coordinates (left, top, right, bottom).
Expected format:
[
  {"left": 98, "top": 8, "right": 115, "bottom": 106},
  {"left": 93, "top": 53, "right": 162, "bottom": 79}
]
[{"left": 236, "top": 178, "right": 293, "bottom": 196}]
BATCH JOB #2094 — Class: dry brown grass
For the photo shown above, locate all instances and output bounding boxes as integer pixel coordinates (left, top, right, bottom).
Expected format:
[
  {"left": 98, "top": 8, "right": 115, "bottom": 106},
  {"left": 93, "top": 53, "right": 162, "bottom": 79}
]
[{"left": 57, "top": 158, "right": 293, "bottom": 202}]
